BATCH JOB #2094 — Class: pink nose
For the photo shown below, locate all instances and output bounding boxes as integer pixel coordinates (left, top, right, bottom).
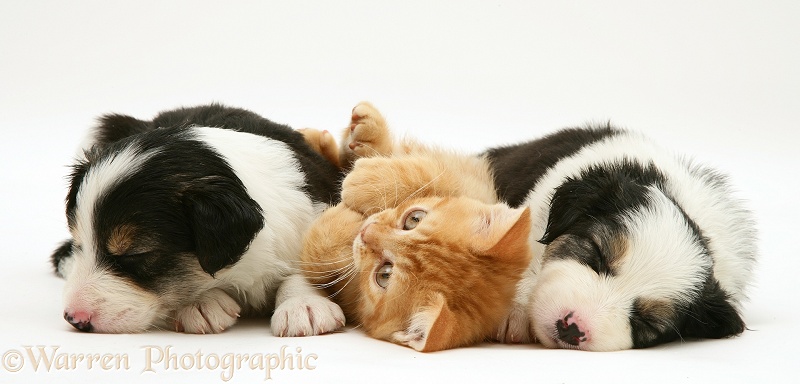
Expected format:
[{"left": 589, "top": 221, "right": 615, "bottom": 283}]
[
  {"left": 556, "top": 312, "right": 587, "bottom": 346},
  {"left": 64, "top": 310, "right": 93, "bottom": 332},
  {"left": 360, "top": 223, "right": 373, "bottom": 243}
]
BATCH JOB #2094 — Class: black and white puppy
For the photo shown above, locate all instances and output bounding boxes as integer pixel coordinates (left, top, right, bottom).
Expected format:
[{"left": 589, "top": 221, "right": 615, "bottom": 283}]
[
  {"left": 486, "top": 126, "right": 757, "bottom": 350},
  {"left": 51, "top": 104, "right": 345, "bottom": 335}
]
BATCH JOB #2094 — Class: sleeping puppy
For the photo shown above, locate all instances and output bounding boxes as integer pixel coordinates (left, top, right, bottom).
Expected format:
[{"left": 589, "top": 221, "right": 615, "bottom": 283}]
[
  {"left": 51, "top": 104, "right": 346, "bottom": 335},
  {"left": 485, "top": 127, "right": 758, "bottom": 350}
]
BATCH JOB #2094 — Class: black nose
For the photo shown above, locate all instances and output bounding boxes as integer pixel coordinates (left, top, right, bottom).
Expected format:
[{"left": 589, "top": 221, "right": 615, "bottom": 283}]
[
  {"left": 556, "top": 312, "right": 585, "bottom": 346},
  {"left": 64, "top": 312, "right": 93, "bottom": 332}
]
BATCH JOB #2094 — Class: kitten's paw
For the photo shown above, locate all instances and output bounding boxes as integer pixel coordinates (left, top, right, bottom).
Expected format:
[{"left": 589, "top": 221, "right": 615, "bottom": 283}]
[
  {"left": 174, "top": 289, "right": 240, "bottom": 334},
  {"left": 494, "top": 304, "right": 533, "bottom": 344},
  {"left": 298, "top": 128, "right": 340, "bottom": 168},
  {"left": 342, "top": 157, "right": 399, "bottom": 215},
  {"left": 340, "top": 101, "right": 392, "bottom": 169},
  {"left": 271, "top": 295, "right": 345, "bottom": 337}
]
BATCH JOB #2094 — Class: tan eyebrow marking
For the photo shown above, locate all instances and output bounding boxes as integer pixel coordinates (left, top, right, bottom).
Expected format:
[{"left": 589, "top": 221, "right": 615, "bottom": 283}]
[
  {"left": 607, "top": 234, "right": 629, "bottom": 270},
  {"left": 635, "top": 298, "right": 675, "bottom": 322},
  {"left": 107, "top": 224, "right": 137, "bottom": 256}
]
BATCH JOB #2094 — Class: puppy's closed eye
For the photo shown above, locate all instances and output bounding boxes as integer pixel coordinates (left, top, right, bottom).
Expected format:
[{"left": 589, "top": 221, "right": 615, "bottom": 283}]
[{"left": 107, "top": 224, "right": 138, "bottom": 256}]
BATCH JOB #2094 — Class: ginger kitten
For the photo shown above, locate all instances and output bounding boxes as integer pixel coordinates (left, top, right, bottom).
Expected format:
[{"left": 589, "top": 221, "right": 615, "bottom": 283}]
[{"left": 299, "top": 103, "right": 531, "bottom": 351}]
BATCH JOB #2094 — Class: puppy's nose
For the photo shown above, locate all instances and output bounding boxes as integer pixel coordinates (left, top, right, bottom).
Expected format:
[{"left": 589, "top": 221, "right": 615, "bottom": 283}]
[
  {"left": 64, "top": 311, "right": 93, "bottom": 332},
  {"left": 555, "top": 312, "right": 586, "bottom": 346}
]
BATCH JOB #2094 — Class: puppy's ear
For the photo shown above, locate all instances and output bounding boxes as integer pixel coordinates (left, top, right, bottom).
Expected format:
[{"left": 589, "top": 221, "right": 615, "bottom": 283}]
[
  {"left": 93, "top": 114, "right": 153, "bottom": 148},
  {"left": 51, "top": 239, "right": 74, "bottom": 278},
  {"left": 540, "top": 172, "right": 649, "bottom": 244},
  {"left": 681, "top": 279, "right": 745, "bottom": 339},
  {"left": 183, "top": 177, "right": 264, "bottom": 276},
  {"left": 540, "top": 178, "right": 600, "bottom": 244}
]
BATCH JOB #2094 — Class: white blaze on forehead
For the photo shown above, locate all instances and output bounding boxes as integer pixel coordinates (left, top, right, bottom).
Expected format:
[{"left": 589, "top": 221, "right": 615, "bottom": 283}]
[
  {"left": 71, "top": 143, "right": 159, "bottom": 262},
  {"left": 64, "top": 142, "right": 162, "bottom": 332},
  {"left": 617, "top": 187, "right": 711, "bottom": 303}
]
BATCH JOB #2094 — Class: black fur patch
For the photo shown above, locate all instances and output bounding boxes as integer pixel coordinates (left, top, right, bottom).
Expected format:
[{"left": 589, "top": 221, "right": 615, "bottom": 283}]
[
  {"left": 483, "top": 126, "right": 619, "bottom": 207},
  {"left": 92, "top": 114, "right": 152, "bottom": 149},
  {"left": 630, "top": 277, "right": 745, "bottom": 348},
  {"left": 539, "top": 160, "right": 665, "bottom": 245},
  {"left": 148, "top": 104, "right": 342, "bottom": 205},
  {"left": 89, "top": 103, "right": 342, "bottom": 205},
  {"left": 680, "top": 277, "right": 745, "bottom": 339},
  {"left": 50, "top": 239, "right": 74, "bottom": 277}
]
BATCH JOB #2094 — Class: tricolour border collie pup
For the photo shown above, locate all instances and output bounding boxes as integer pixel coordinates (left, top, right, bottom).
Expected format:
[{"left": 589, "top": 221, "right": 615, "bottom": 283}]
[
  {"left": 484, "top": 126, "right": 757, "bottom": 350},
  {"left": 51, "top": 104, "right": 346, "bottom": 335}
]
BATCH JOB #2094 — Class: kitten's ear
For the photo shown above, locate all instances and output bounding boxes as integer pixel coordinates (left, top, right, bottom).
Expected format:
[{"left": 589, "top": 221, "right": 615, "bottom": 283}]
[
  {"left": 391, "top": 293, "right": 456, "bottom": 352},
  {"left": 472, "top": 205, "right": 532, "bottom": 264}
]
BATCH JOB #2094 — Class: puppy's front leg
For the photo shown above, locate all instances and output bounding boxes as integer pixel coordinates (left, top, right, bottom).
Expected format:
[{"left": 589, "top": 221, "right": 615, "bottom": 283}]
[
  {"left": 175, "top": 288, "right": 241, "bottom": 334},
  {"left": 493, "top": 271, "right": 536, "bottom": 344},
  {"left": 271, "top": 274, "right": 346, "bottom": 337}
]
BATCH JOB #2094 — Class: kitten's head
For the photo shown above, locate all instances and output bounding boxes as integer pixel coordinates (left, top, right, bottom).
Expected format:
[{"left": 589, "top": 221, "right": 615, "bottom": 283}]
[{"left": 352, "top": 196, "right": 531, "bottom": 352}]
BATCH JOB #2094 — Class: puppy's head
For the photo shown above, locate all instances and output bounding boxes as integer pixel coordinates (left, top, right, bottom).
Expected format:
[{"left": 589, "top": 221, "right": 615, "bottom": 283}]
[
  {"left": 530, "top": 162, "right": 744, "bottom": 351},
  {"left": 59, "top": 128, "right": 263, "bottom": 333}
]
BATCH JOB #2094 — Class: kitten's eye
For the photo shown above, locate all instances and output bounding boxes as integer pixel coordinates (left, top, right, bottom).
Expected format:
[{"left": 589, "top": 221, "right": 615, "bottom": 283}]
[
  {"left": 375, "top": 262, "right": 393, "bottom": 288},
  {"left": 402, "top": 210, "right": 427, "bottom": 230}
]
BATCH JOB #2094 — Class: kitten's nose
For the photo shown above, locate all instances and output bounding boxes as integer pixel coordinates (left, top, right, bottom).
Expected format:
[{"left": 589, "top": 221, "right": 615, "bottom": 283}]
[{"left": 360, "top": 223, "right": 374, "bottom": 243}]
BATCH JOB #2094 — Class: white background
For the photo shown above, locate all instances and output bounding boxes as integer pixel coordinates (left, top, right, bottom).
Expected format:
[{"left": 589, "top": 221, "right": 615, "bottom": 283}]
[{"left": 1, "top": 1, "right": 797, "bottom": 383}]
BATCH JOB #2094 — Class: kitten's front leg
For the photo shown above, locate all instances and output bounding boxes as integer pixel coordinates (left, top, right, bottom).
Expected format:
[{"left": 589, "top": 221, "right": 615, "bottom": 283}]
[
  {"left": 342, "top": 156, "right": 458, "bottom": 215},
  {"left": 339, "top": 101, "right": 394, "bottom": 170},
  {"left": 298, "top": 128, "right": 340, "bottom": 168},
  {"left": 271, "top": 274, "right": 346, "bottom": 337}
]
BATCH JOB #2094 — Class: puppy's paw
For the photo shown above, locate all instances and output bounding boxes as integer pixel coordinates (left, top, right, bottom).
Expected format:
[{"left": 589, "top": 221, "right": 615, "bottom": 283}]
[
  {"left": 493, "top": 304, "right": 533, "bottom": 344},
  {"left": 271, "top": 295, "right": 345, "bottom": 337},
  {"left": 298, "top": 128, "right": 340, "bottom": 168},
  {"left": 340, "top": 101, "right": 392, "bottom": 169},
  {"left": 175, "top": 289, "right": 240, "bottom": 334}
]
